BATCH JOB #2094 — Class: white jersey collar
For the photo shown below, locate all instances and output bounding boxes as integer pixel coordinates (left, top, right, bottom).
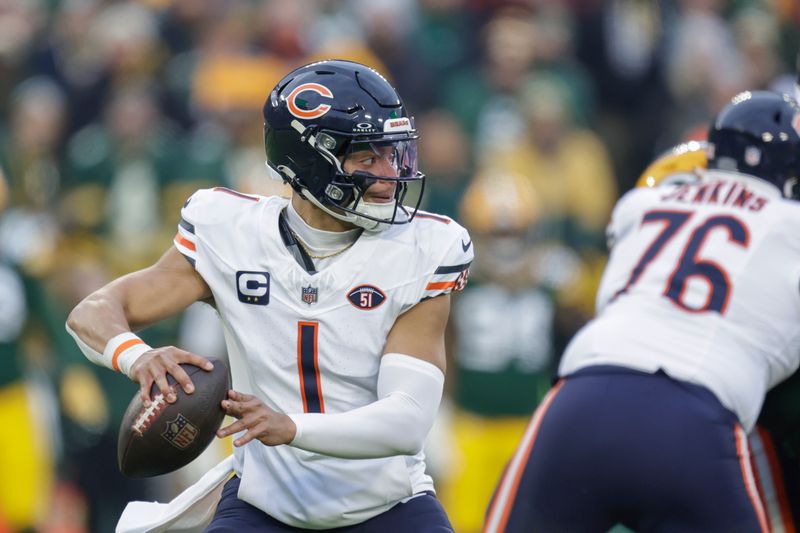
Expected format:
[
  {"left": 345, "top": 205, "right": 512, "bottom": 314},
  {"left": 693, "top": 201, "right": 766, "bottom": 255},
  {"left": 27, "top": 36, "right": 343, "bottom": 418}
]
[
  {"left": 285, "top": 199, "right": 361, "bottom": 256},
  {"left": 701, "top": 169, "right": 783, "bottom": 199}
]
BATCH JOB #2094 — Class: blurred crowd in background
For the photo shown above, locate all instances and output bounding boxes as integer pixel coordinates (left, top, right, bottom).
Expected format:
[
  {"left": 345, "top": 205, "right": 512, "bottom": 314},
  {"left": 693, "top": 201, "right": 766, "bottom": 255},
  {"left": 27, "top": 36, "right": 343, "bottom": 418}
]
[{"left": 1, "top": 0, "right": 799, "bottom": 531}]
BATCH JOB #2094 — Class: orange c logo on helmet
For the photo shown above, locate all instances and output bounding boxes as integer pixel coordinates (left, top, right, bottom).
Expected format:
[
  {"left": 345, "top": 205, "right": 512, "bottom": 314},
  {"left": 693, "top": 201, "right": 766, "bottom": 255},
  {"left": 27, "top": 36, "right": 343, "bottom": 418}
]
[{"left": 286, "top": 83, "right": 334, "bottom": 120}]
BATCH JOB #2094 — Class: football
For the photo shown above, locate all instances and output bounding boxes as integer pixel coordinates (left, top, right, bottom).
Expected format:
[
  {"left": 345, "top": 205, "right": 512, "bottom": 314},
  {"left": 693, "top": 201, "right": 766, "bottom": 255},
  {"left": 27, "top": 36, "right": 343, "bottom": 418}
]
[{"left": 117, "top": 358, "right": 230, "bottom": 478}]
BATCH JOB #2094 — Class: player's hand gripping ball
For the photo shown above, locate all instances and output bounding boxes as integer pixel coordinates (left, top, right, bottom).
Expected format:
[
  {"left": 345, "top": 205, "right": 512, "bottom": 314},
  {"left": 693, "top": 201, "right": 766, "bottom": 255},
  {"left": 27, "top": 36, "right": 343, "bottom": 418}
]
[{"left": 117, "top": 358, "right": 230, "bottom": 478}]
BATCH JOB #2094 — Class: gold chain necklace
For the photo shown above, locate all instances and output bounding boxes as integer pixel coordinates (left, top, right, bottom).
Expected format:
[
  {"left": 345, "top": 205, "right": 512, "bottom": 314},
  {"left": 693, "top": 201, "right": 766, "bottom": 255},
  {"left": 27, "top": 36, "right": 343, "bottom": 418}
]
[{"left": 291, "top": 231, "right": 358, "bottom": 260}]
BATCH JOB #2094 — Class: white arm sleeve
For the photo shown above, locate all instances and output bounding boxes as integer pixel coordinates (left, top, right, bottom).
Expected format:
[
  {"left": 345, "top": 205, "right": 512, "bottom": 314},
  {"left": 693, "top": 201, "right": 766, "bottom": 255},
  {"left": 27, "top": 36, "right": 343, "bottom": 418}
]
[
  {"left": 65, "top": 324, "right": 152, "bottom": 378},
  {"left": 65, "top": 322, "right": 105, "bottom": 367},
  {"left": 287, "top": 353, "right": 445, "bottom": 459}
]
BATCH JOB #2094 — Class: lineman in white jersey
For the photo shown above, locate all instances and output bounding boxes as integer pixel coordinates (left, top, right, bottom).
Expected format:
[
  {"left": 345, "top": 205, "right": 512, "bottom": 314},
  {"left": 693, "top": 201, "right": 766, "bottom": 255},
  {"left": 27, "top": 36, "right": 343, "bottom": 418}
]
[
  {"left": 637, "top": 137, "right": 800, "bottom": 532},
  {"left": 485, "top": 90, "right": 800, "bottom": 533},
  {"left": 66, "top": 60, "right": 471, "bottom": 531}
]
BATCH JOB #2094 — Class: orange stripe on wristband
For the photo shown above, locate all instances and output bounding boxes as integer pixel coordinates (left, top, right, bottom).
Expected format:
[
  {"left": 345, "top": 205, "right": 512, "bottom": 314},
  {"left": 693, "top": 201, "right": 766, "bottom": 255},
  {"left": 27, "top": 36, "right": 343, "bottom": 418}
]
[{"left": 112, "top": 339, "right": 145, "bottom": 372}]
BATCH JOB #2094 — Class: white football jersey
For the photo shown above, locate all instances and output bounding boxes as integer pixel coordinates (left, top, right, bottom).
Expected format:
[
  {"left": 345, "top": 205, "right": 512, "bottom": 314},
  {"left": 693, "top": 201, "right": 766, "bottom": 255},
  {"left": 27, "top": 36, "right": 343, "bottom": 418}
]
[
  {"left": 173, "top": 188, "right": 472, "bottom": 528},
  {"left": 560, "top": 171, "right": 800, "bottom": 431}
]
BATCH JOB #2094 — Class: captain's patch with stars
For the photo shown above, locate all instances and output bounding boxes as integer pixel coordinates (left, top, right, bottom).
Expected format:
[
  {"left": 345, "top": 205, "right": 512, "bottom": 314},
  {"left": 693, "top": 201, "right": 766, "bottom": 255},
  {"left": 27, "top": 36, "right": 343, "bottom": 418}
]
[{"left": 236, "top": 271, "right": 270, "bottom": 305}]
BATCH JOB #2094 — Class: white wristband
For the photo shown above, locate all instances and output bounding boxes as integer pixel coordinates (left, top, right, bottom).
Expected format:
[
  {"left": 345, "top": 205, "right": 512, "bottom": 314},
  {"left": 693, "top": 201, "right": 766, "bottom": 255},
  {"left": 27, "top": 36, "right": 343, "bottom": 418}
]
[{"left": 103, "top": 332, "right": 153, "bottom": 377}]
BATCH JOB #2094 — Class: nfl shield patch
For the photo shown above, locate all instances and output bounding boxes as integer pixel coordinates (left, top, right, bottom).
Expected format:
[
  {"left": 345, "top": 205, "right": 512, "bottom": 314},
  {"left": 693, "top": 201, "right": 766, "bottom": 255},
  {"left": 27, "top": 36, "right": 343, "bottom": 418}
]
[
  {"left": 744, "top": 146, "right": 761, "bottom": 167},
  {"left": 302, "top": 285, "right": 318, "bottom": 305},
  {"left": 161, "top": 413, "right": 199, "bottom": 450}
]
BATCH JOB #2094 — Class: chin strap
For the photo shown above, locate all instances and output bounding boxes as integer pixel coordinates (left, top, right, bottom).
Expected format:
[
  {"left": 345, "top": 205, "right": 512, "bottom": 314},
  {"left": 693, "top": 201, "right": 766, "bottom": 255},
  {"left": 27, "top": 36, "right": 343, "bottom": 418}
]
[{"left": 299, "top": 188, "right": 386, "bottom": 232}]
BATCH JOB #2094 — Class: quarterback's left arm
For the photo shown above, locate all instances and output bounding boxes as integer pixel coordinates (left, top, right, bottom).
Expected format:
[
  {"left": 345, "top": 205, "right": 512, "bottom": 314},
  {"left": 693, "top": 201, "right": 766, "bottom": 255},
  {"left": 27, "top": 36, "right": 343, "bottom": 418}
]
[{"left": 217, "top": 295, "right": 449, "bottom": 458}]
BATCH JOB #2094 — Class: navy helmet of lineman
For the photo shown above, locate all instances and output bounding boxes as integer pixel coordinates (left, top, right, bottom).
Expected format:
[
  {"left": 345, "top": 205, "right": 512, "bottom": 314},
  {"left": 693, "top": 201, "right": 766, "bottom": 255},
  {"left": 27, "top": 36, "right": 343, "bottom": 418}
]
[
  {"left": 263, "top": 59, "right": 425, "bottom": 231},
  {"left": 706, "top": 90, "right": 800, "bottom": 199}
]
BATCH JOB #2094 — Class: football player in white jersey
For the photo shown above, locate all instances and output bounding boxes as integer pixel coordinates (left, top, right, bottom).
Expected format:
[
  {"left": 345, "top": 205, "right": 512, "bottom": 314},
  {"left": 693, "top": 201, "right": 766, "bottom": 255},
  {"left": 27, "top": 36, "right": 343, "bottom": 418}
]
[
  {"left": 638, "top": 138, "right": 800, "bottom": 531},
  {"left": 66, "top": 60, "right": 472, "bottom": 532},
  {"left": 484, "top": 90, "right": 800, "bottom": 533}
]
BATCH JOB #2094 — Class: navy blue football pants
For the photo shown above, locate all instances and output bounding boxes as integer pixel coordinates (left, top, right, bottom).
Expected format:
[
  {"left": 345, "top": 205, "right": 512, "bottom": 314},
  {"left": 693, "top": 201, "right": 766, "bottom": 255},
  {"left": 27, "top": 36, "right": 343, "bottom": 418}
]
[
  {"left": 205, "top": 476, "right": 453, "bottom": 532},
  {"left": 484, "top": 365, "right": 768, "bottom": 533}
]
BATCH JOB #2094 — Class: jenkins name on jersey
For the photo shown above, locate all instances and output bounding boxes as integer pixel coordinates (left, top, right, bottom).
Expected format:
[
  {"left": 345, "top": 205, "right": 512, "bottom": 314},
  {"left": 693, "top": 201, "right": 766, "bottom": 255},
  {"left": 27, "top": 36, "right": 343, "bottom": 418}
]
[{"left": 560, "top": 170, "right": 800, "bottom": 432}]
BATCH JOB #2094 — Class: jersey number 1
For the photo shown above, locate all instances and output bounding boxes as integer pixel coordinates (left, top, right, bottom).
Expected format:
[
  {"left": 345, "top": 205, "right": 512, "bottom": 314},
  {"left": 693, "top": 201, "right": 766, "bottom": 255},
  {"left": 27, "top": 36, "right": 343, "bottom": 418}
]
[
  {"left": 614, "top": 210, "right": 750, "bottom": 314},
  {"left": 297, "top": 321, "right": 325, "bottom": 413}
]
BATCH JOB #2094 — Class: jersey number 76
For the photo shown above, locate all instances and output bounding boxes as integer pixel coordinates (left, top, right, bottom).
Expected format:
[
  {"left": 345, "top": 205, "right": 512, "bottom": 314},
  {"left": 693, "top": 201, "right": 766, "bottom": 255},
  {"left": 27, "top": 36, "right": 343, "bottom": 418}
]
[{"left": 613, "top": 210, "right": 750, "bottom": 314}]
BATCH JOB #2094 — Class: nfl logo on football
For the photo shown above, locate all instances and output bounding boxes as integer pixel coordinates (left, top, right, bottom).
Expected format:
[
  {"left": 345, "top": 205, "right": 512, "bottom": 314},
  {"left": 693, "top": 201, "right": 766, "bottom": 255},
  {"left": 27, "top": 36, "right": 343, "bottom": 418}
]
[
  {"left": 302, "top": 285, "right": 318, "bottom": 305},
  {"left": 161, "top": 413, "right": 199, "bottom": 450}
]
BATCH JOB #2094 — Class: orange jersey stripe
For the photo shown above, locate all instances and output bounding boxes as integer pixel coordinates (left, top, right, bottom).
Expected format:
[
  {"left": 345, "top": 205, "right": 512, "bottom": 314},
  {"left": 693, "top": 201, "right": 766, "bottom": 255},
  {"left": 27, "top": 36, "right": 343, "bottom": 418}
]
[
  {"left": 425, "top": 281, "right": 456, "bottom": 291},
  {"left": 212, "top": 187, "right": 260, "bottom": 201},
  {"left": 758, "top": 426, "right": 796, "bottom": 532},
  {"left": 736, "top": 425, "right": 770, "bottom": 533},
  {"left": 112, "top": 339, "right": 145, "bottom": 372},
  {"left": 749, "top": 442, "right": 768, "bottom": 530},
  {"left": 484, "top": 379, "right": 565, "bottom": 533},
  {"left": 297, "top": 321, "right": 325, "bottom": 413},
  {"left": 174, "top": 232, "right": 196, "bottom": 252},
  {"left": 415, "top": 213, "right": 451, "bottom": 224},
  {"left": 297, "top": 324, "right": 309, "bottom": 412}
]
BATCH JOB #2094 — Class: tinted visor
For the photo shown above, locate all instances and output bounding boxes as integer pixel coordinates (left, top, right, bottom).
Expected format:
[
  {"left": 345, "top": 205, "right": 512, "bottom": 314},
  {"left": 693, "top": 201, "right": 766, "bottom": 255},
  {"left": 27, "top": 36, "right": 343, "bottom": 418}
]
[
  {"left": 344, "top": 138, "right": 419, "bottom": 181},
  {"left": 318, "top": 129, "right": 426, "bottom": 225}
]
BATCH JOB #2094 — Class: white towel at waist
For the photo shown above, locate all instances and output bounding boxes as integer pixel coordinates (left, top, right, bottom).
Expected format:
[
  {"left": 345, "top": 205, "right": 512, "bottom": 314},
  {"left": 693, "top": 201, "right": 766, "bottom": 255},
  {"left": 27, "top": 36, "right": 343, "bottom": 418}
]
[{"left": 116, "top": 455, "right": 234, "bottom": 533}]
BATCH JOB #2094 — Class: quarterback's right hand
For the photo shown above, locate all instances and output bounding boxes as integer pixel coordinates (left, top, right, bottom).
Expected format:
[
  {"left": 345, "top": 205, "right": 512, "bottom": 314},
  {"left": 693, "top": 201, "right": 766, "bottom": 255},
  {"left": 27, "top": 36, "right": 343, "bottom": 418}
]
[{"left": 130, "top": 347, "right": 214, "bottom": 407}]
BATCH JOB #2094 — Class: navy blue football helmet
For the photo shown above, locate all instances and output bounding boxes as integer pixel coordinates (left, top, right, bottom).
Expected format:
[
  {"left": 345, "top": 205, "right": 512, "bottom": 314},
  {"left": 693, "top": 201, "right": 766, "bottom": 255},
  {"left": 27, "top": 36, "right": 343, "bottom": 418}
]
[
  {"left": 707, "top": 90, "right": 800, "bottom": 198},
  {"left": 263, "top": 60, "right": 424, "bottom": 231}
]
